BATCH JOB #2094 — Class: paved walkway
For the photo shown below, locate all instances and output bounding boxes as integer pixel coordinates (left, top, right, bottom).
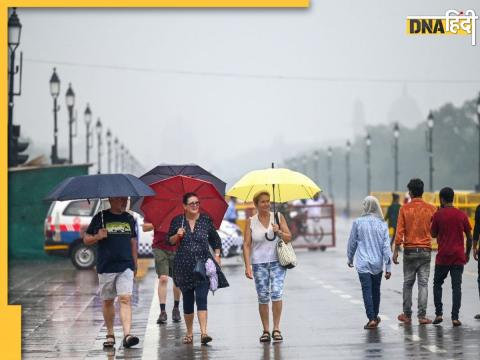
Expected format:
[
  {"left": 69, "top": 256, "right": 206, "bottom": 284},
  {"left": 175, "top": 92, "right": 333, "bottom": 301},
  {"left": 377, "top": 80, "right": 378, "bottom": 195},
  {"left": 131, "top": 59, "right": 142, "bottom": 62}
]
[{"left": 9, "top": 218, "right": 480, "bottom": 359}]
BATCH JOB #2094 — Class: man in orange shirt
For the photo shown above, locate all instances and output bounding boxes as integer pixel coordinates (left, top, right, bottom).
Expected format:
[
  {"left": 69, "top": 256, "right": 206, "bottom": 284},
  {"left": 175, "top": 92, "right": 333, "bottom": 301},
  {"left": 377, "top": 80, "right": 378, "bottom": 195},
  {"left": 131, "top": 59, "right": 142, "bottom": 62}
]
[{"left": 393, "top": 178, "right": 436, "bottom": 325}]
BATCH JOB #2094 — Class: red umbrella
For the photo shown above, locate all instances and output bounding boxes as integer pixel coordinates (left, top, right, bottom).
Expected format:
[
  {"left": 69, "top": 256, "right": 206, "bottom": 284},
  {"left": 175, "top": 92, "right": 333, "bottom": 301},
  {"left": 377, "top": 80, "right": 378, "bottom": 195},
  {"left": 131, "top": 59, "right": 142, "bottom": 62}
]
[{"left": 141, "top": 175, "right": 228, "bottom": 233}]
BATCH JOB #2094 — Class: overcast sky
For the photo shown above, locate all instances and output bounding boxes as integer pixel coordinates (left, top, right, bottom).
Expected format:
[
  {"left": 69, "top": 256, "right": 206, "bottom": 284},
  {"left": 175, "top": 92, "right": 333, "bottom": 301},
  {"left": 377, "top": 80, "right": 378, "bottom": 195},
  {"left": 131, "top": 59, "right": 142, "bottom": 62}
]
[{"left": 13, "top": 1, "right": 480, "bottom": 185}]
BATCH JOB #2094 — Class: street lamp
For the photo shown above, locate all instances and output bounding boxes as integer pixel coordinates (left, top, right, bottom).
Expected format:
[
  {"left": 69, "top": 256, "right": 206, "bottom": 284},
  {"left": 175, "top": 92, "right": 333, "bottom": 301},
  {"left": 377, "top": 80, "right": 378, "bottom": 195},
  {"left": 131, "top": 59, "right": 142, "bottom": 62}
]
[
  {"left": 327, "top": 146, "right": 333, "bottom": 200},
  {"left": 96, "top": 118, "right": 102, "bottom": 174},
  {"left": 84, "top": 104, "right": 93, "bottom": 164},
  {"left": 476, "top": 93, "right": 480, "bottom": 191},
  {"left": 106, "top": 129, "right": 112, "bottom": 173},
  {"left": 313, "top": 150, "right": 320, "bottom": 185},
  {"left": 114, "top": 137, "right": 119, "bottom": 173},
  {"left": 49, "top": 68, "right": 64, "bottom": 164},
  {"left": 65, "top": 83, "right": 76, "bottom": 163},
  {"left": 120, "top": 144, "right": 125, "bottom": 172},
  {"left": 427, "top": 111, "right": 434, "bottom": 192},
  {"left": 393, "top": 123, "right": 400, "bottom": 191},
  {"left": 8, "top": 8, "right": 26, "bottom": 167},
  {"left": 346, "top": 140, "right": 351, "bottom": 217},
  {"left": 302, "top": 155, "right": 308, "bottom": 175},
  {"left": 365, "top": 134, "right": 372, "bottom": 195}
]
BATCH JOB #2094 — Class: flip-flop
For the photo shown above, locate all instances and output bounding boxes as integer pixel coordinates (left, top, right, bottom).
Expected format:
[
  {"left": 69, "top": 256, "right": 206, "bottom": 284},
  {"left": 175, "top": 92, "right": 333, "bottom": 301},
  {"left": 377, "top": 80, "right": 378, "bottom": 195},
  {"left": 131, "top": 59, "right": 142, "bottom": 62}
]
[
  {"left": 122, "top": 334, "right": 139, "bottom": 348},
  {"left": 183, "top": 334, "right": 193, "bottom": 344},
  {"left": 103, "top": 335, "right": 115, "bottom": 348}
]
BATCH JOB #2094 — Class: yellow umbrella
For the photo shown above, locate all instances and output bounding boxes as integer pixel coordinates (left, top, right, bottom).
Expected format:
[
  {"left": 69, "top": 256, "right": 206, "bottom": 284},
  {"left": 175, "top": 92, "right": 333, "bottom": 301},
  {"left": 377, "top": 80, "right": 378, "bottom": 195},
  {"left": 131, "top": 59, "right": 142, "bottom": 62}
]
[{"left": 227, "top": 167, "right": 321, "bottom": 203}]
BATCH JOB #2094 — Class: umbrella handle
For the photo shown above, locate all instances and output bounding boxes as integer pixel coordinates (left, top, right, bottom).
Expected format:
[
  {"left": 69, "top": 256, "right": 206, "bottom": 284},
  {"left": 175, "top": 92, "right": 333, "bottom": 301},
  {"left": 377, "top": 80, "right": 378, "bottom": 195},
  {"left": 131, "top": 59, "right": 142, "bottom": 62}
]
[
  {"left": 265, "top": 232, "right": 277, "bottom": 241},
  {"left": 265, "top": 211, "right": 280, "bottom": 241}
]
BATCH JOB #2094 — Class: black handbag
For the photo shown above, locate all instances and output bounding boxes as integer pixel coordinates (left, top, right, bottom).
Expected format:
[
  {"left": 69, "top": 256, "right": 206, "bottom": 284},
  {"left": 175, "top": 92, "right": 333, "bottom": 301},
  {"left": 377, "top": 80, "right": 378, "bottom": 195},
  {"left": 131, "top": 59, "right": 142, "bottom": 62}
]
[{"left": 193, "top": 259, "right": 207, "bottom": 282}]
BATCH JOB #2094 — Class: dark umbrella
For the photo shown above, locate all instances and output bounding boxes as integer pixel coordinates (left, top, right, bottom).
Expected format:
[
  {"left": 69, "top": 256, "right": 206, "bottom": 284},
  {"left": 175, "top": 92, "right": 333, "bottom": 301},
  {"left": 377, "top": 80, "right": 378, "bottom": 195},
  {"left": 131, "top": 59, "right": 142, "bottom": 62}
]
[
  {"left": 44, "top": 173, "right": 156, "bottom": 201},
  {"left": 131, "top": 164, "right": 226, "bottom": 214}
]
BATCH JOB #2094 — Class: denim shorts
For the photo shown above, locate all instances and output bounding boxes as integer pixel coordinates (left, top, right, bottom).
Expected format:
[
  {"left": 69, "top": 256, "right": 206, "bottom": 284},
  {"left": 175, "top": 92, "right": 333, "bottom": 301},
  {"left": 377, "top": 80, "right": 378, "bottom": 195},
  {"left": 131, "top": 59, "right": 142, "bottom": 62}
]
[{"left": 252, "top": 261, "right": 286, "bottom": 304}]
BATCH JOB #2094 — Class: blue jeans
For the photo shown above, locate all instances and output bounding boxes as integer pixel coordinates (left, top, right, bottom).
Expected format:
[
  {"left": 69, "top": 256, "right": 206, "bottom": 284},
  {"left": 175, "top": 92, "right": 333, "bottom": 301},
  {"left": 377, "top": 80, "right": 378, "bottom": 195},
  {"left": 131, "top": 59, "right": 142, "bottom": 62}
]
[
  {"left": 252, "top": 261, "right": 286, "bottom": 304},
  {"left": 358, "top": 272, "right": 383, "bottom": 321}
]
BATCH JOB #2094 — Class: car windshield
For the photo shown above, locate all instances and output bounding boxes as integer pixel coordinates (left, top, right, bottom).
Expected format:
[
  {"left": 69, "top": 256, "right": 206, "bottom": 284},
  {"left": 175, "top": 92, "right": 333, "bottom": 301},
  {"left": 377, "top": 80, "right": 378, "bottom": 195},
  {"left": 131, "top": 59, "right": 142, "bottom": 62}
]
[{"left": 63, "top": 200, "right": 99, "bottom": 217}]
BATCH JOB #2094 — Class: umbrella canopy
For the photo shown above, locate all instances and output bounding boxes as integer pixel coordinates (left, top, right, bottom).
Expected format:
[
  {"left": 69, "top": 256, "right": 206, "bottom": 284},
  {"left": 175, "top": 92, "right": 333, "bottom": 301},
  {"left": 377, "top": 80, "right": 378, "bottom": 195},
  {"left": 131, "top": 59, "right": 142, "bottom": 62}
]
[
  {"left": 140, "top": 164, "right": 226, "bottom": 195},
  {"left": 44, "top": 173, "right": 156, "bottom": 201},
  {"left": 226, "top": 167, "right": 321, "bottom": 203},
  {"left": 141, "top": 175, "right": 228, "bottom": 233},
  {"left": 130, "top": 164, "right": 227, "bottom": 215}
]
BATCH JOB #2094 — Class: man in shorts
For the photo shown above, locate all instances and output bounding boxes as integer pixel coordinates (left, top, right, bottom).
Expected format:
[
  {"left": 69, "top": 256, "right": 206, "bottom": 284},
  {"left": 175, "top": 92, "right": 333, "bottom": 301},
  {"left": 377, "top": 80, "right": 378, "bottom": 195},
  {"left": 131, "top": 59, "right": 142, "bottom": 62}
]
[
  {"left": 143, "top": 223, "right": 182, "bottom": 324},
  {"left": 84, "top": 196, "right": 139, "bottom": 348}
]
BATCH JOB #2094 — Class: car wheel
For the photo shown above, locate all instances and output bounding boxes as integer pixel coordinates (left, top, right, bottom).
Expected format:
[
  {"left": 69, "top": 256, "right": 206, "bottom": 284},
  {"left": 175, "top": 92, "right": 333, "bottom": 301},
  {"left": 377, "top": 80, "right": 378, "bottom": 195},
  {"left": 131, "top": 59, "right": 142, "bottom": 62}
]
[{"left": 71, "top": 243, "right": 97, "bottom": 270}]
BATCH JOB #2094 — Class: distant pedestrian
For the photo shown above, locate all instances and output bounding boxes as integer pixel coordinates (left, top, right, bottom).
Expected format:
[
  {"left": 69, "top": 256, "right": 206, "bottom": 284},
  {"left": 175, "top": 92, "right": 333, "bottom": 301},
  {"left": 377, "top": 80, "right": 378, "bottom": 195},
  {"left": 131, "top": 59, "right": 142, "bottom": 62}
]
[
  {"left": 474, "top": 203, "right": 480, "bottom": 320},
  {"left": 168, "top": 192, "right": 229, "bottom": 345},
  {"left": 347, "top": 196, "right": 392, "bottom": 329},
  {"left": 431, "top": 187, "right": 473, "bottom": 326},
  {"left": 385, "top": 193, "right": 401, "bottom": 246},
  {"left": 142, "top": 223, "right": 182, "bottom": 324},
  {"left": 84, "top": 196, "right": 140, "bottom": 349},
  {"left": 243, "top": 191, "right": 292, "bottom": 343},
  {"left": 224, "top": 196, "right": 238, "bottom": 224},
  {"left": 393, "top": 178, "right": 436, "bottom": 325}
]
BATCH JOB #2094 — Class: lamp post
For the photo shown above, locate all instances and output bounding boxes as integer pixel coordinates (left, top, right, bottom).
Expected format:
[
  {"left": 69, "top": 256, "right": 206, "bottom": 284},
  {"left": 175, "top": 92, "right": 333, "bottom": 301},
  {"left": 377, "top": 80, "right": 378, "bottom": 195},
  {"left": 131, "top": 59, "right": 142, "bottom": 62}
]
[
  {"left": 114, "top": 137, "right": 119, "bottom": 173},
  {"left": 120, "top": 144, "right": 125, "bottom": 172},
  {"left": 476, "top": 93, "right": 480, "bottom": 191},
  {"left": 106, "top": 129, "right": 112, "bottom": 173},
  {"left": 96, "top": 118, "right": 102, "bottom": 174},
  {"left": 427, "top": 111, "right": 434, "bottom": 192},
  {"left": 327, "top": 146, "right": 333, "bottom": 200},
  {"left": 393, "top": 123, "right": 400, "bottom": 191},
  {"left": 49, "top": 68, "right": 62, "bottom": 164},
  {"left": 313, "top": 150, "right": 320, "bottom": 185},
  {"left": 84, "top": 104, "right": 93, "bottom": 164},
  {"left": 365, "top": 134, "right": 372, "bottom": 195},
  {"left": 302, "top": 155, "right": 308, "bottom": 176},
  {"left": 65, "top": 83, "right": 75, "bottom": 163},
  {"left": 346, "top": 140, "right": 351, "bottom": 217},
  {"left": 8, "top": 8, "right": 24, "bottom": 167}
]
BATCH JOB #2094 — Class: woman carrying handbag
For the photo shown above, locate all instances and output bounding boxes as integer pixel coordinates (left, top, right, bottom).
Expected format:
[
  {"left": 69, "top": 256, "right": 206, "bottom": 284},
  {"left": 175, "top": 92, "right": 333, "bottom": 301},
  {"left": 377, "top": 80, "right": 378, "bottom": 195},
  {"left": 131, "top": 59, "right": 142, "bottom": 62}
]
[{"left": 243, "top": 191, "right": 293, "bottom": 343}]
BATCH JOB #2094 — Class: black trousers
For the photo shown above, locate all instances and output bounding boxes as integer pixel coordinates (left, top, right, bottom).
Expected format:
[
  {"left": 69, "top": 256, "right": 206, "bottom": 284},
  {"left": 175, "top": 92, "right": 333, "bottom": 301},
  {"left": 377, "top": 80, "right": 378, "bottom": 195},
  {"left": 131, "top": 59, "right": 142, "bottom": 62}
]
[{"left": 433, "top": 264, "right": 464, "bottom": 320}]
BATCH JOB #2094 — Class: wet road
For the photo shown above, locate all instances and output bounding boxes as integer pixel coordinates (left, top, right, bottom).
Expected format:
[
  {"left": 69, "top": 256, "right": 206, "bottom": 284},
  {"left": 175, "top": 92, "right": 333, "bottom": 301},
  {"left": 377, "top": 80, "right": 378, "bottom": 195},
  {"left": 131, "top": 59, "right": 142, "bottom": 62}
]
[{"left": 9, "top": 218, "right": 480, "bottom": 359}]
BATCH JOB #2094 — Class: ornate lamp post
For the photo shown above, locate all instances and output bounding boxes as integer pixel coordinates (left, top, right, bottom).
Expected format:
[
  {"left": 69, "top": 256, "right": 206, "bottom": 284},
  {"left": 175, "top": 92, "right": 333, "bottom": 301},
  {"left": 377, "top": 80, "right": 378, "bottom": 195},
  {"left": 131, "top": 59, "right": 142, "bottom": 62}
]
[
  {"left": 427, "top": 111, "right": 434, "bottom": 192},
  {"left": 49, "top": 68, "right": 63, "bottom": 164},
  {"left": 327, "top": 146, "right": 333, "bottom": 200},
  {"left": 365, "top": 133, "right": 372, "bottom": 195},
  {"left": 106, "top": 129, "right": 112, "bottom": 173},
  {"left": 96, "top": 118, "right": 102, "bottom": 174},
  {"left": 346, "top": 140, "right": 351, "bottom": 217},
  {"left": 65, "top": 83, "right": 76, "bottom": 163},
  {"left": 393, "top": 123, "right": 400, "bottom": 191},
  {"left": 313, "top": 150, "right": 320, "bottom": 185},
  {"left": 84, "top": 104, "right": 93, "bottom": 163},
  {"left": 114, "top": 137, "right": 119, "bottom": 173}
]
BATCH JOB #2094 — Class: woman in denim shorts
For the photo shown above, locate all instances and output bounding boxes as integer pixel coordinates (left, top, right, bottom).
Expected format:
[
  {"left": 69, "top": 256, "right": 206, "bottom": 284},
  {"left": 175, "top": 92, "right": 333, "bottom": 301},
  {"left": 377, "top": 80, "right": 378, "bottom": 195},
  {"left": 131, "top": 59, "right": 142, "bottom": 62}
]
[{"left": 243, "top": 191, "right": 292, "bottom": 343}]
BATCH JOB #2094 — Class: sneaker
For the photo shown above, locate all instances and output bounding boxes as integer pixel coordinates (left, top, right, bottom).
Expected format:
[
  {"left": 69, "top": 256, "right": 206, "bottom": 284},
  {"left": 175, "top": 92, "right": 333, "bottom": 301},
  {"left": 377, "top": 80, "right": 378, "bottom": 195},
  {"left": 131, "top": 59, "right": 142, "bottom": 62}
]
[
  {"left": 172, "top": 307, "right": 181, "bottom": 323},
  {"left": 157, "top": 311, "right": 167, "bottom": 324},
  {"left": 418, "top": 317, "right": 432, "bottom": 325},
  {"left": 452, "top": 319, "right": 462, "bottom": 327},
  {"left": 397, "top": 313, "right": 412, "bottom": 324}
]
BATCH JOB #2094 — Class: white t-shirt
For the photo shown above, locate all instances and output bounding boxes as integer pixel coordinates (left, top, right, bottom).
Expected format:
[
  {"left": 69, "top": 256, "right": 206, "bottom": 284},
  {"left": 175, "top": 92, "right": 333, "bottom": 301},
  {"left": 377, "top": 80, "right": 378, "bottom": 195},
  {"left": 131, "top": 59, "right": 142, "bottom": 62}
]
[{"left": 249, "top": 212, "right": 278, "bottom": 264}]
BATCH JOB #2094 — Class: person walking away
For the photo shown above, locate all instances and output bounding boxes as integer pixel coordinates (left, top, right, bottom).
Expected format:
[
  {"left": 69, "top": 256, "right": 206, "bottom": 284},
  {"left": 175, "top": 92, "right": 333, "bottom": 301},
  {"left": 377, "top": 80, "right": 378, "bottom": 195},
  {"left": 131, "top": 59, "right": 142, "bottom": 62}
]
[
  {"left": 385, "top": 193, "right": 401, "bottom": 247},
  {"left": 393, "top": 178, "right": 436, "bottom": 325},
  {"left": 243, "top": 191, "right": 292, "bottom": 343},
  {"left": 168, "top": 192, "right": 229, "bottom": 345},
  {"left": 347, "top": 196, "right": 392, "bottom": 329},
  {"left": 431, "top": 187, "right": 472, "bottom": 326},
  {"left": 474, "top": 203, "right": 480, "bottom": 319},
  {"left": 84, "top": 196, "right": 140, "bottom": 348},
  {"left": 143, "top": 223, "right": 182, "bottom": 324},
  {"left": 305, "top": 192, "right": 326, "bottom": 242}
]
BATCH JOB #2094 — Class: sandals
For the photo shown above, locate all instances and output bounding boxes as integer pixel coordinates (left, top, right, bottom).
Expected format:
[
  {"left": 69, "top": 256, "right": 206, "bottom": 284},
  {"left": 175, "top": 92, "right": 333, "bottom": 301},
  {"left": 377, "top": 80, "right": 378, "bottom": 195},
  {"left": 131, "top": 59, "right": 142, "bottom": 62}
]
[
  {"left": 103, "top": 334, "right": 115, "bottom": 348},
  {"left": 364, "top": 320, "right": 377, "bottom": 330},
  {"left": 271, "top": 330, "right": 283, "bottom": 342},
  {"left": 122, "top": 334, "right": 139, "bottom": 348},
  {"left": 183, "top": 334, "right": 193, "bottom": 344},
  {"left": 259, "top": 331, "right": 271, "bottom": 343},
  {"left": 201, "top": 333, "right": 213, "bottom": 345}
]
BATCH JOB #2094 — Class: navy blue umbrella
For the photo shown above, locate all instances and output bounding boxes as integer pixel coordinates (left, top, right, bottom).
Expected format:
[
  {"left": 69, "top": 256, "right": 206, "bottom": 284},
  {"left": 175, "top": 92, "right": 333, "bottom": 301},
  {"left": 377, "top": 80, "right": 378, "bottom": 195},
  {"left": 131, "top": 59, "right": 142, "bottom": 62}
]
[
  {"left": 44, "top": 174, "right": 156, "bottom": 201},
  {"left": 139, "top": 164, "right": 226, "bottom": 195}
]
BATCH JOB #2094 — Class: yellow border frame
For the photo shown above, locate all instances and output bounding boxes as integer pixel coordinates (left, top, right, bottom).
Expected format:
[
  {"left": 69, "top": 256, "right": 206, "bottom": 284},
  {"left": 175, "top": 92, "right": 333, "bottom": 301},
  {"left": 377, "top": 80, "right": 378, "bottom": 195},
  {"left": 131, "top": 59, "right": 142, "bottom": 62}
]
[{"left": 2, "top": 1, "right": 309, "bottom": 358}]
